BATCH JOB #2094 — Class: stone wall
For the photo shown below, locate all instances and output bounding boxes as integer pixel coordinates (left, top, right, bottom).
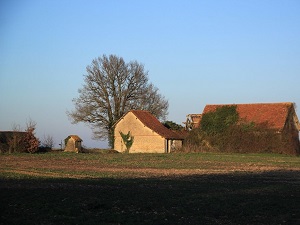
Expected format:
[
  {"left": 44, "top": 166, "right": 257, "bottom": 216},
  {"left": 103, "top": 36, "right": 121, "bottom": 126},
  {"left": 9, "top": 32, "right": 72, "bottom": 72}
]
[
  {"left": 65, "top": 138, "right": 82, "bottom": 153},
  {"left": 114, "top": 112, "right": 166, "bottom": 153}
]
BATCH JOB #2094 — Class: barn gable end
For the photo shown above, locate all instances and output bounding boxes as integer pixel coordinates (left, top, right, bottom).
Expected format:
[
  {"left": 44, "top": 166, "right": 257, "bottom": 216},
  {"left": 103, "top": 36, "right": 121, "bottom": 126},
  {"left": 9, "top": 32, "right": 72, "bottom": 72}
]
[{"left": 114, "top": 110, "right": 185, "bottom": 153}]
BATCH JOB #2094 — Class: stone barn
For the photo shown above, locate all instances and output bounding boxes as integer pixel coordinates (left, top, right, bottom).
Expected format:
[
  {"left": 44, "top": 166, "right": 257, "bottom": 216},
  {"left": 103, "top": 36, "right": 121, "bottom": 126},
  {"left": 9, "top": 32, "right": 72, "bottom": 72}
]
[
  {"left": 114, "top": 110, "right": 186, "bottom": 153},
  {"left": 64, "top": 135, "right": 82, "bottom": 153},
  {"left": 202, "top": 102, "right": 300, "bottom": 133},
  {"left": 201, "top": 102, "right": 300, "bottom": 154}
]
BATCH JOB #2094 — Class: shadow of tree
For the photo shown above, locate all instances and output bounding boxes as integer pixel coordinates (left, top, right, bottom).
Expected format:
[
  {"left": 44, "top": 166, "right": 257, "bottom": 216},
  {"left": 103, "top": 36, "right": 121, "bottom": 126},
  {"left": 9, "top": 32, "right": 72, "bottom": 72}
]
[{"left": 1, "top": 170, "right": 299, "bottom": 225}]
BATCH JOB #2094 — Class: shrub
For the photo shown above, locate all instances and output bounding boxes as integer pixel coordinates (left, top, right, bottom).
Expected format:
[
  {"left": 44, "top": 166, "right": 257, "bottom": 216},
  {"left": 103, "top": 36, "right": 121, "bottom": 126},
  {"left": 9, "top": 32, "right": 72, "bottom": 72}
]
[
  {"left": 119, "top": 131, "right": 134, "bottom": 153},
  {"left": 23, "top": 128, "right": 39, "bottom": 153},
  {"left": 201, "top": 105, "right": 239, "bottom": 135},
  {"left": 163, "top": 121, "right": 184, "bottom": 130}
]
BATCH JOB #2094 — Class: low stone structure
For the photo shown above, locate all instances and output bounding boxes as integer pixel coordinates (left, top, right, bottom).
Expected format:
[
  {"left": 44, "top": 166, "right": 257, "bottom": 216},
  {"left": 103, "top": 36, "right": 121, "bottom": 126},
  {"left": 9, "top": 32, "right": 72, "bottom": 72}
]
[{"left": 64, "top": 135, "right": 82, "bottom": 153}]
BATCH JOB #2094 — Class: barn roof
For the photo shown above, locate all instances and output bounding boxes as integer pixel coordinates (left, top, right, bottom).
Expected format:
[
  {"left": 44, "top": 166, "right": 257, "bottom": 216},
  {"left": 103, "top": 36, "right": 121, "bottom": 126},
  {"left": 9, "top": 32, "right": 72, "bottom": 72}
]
[
  {"left": 202, "top": 102, "right": 299, "bottom": 130},
  {"left": 129, "top": 110, "right": 185, "bottom": 139},
  {"left": 68, "top": 135, "right": 82, "bottom": 142}
]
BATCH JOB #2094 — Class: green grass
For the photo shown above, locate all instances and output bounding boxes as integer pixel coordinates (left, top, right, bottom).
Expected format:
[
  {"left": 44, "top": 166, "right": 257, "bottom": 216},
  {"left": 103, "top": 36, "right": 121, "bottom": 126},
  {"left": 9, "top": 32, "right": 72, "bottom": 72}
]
[
  {"left": 0, "top": 152, "right": 299, "bottom": 224},
  {"left": 2, "top": 152, "right": 300, "bottom": 173},
  {"left": 26, "top": 151, "right": 300, "bottom": 165}
]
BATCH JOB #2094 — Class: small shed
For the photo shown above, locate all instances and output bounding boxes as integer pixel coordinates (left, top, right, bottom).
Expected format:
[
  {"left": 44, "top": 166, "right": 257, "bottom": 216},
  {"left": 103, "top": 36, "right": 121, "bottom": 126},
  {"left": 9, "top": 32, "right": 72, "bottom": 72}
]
[{"left": 64, "top": 135, "right": 82, "bottom": 153}]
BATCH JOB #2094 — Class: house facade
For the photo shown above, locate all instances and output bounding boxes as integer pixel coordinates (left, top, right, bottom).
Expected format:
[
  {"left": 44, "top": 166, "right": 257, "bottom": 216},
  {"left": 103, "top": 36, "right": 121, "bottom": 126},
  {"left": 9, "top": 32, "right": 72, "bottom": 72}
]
[
  {"left": 114, "top": 110, "right": 186, "bottom": 153},
  {"left": 64, "top": 135, "right": 82, "bottom": 153}
]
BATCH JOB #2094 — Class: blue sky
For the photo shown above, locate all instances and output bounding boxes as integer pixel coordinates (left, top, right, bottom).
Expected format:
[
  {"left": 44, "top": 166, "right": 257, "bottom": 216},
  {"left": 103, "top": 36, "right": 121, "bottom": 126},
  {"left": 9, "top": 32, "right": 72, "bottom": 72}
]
[{"left": 1, "top": 0, "right": 300, "bottom": 148}]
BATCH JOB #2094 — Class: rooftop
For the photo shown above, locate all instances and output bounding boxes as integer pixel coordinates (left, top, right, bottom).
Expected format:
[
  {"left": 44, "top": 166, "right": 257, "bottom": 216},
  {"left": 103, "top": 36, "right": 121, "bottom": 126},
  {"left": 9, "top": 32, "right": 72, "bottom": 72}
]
[
  {"left": 202, "top": 102, "right": 298, "bottom": 130},
  {"left": 130, "top": 110, "right": 186, "bottom": 139}
]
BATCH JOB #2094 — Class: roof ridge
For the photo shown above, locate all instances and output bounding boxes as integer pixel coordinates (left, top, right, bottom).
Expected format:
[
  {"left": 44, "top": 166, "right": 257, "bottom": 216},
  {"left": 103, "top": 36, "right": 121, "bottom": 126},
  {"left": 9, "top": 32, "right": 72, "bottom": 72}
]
[{"left": 130, "top": 110, "right": 184, "bottom": 139}]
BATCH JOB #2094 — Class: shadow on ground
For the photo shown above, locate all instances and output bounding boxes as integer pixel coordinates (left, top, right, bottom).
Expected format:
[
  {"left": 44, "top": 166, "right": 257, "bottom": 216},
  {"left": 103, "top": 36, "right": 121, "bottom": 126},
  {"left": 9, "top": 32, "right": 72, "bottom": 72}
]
[{"left": 1, "top": 170, "right": 299, "bottom": 225}]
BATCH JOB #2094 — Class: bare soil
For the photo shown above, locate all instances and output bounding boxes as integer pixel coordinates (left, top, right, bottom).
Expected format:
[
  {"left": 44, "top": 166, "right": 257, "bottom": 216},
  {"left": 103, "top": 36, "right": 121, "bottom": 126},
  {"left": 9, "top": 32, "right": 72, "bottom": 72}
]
[{"left": 1, "top": 153, "right": 299, "bottom": 225}]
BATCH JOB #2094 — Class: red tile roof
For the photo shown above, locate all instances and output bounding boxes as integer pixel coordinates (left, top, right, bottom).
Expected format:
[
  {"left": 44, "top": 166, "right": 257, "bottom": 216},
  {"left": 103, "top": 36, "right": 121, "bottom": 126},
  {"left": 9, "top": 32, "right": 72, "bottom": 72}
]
[
  {"left": 202, "top": 102, "right": 296, "bottom": 130},
  {"left": 131, "top": 110, "right": 185, "bottom": 139}
]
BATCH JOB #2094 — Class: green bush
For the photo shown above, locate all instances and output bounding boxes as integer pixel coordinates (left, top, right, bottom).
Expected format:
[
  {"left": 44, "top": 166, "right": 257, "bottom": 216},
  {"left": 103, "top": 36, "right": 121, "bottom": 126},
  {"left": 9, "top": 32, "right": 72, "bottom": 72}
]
[
  {"left": 201, "top": 105, "right": 239, "bottom": 135},
  {"left": 163, "top": 121, "right": 184, "bottom": 130},
  {"left": 119, "top": 131, "right": 134, "bottom": 153}
]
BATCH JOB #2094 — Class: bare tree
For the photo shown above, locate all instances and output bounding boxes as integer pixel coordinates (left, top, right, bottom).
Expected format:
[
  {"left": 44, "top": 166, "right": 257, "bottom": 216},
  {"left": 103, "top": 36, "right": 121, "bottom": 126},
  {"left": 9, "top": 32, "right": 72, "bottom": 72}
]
[
  {"left": 25, "top": 118, "right": 37, "bottom": 134},
  {"left": 11, "top": 122, "right": 21, "bottom": 132},
  {"left": 8, "top": 123, "right": 23, "bottom": 153},
  {"left": 41, "top": 134, "right": 54, "bottom": 149},
  {"left": 67, "top": 54, "right": 169, "bottom": 148}
]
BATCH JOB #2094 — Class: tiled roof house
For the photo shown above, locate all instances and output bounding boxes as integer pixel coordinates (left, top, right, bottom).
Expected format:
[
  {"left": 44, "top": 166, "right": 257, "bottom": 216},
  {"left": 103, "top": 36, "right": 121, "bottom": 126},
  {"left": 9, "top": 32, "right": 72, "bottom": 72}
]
[
  {"left": 202, "top": 102, "right": 300, "bottom": 132},
  {"left": 200, "top": 102, "right": 300, "bottom": 154},
  {"left": 114, "top": 110, "right": 186, "bottom": 153}
]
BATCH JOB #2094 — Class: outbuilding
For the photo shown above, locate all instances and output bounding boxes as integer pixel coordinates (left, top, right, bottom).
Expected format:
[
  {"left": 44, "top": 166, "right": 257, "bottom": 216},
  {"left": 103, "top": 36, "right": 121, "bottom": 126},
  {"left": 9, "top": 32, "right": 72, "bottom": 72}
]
[
  {"left": 64, "top": 135, "right": 82, "bottom": 153},
  {"left": 201, "top": 102, "right": 300, "bottom": 154},
  {"left": 114, "top": 110, "right": 186, "bottom": 153}
]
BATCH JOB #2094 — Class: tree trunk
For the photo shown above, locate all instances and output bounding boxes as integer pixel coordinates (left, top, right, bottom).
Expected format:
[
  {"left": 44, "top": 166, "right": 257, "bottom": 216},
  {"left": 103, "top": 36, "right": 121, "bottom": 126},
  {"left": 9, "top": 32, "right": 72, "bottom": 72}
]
[{"left": 108, "top": 127, "right": 115, "bottom": 149}]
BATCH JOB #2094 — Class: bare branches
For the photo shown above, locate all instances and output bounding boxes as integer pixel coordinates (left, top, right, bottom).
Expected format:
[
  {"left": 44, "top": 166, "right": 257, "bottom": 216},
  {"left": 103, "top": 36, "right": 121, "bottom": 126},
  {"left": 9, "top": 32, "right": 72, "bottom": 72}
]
[
  {"left": 67, "top": 54, "right": 168, "bottom": 148},
  {"left": 26, "top": 118, "right": 37, "bottom": 133},
  {"left": 41, "top": 134, "right": 54, "bottom": 149}
]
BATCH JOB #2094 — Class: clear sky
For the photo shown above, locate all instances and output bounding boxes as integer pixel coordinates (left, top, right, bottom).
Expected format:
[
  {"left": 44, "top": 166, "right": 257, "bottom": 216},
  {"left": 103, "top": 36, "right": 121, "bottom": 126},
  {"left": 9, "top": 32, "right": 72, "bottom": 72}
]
[{"left": 1, "top": 0, "right": 300, "bottom": 148}]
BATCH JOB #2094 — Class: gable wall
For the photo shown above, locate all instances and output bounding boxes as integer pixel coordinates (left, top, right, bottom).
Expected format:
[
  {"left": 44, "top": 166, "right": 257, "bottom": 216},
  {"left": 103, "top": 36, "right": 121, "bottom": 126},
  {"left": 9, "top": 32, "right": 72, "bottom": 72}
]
[
  {"left": 65, "top": 138, "right": 75, "bottom": 152},
  {"left": 65, "top": 138, "right": 82, "bottom": 153},
  {"left": 114, "top": 112, "right": 165, "bottom": 153}
]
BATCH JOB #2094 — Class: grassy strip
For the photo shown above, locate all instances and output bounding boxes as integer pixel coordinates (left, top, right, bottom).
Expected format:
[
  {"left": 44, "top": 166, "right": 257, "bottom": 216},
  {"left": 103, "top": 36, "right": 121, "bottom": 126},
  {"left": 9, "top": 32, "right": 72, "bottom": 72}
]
[
  {"left": 1, "top": 152, "right": 299, "bottom": 167},
  {"left": 0, "top": 152, "right": 299, "bottom": 180}
]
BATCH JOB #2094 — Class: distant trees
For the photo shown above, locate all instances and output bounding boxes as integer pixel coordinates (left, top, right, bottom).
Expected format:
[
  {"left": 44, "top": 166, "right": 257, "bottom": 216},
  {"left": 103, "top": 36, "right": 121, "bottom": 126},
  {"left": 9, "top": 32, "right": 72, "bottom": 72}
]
[
  {"left": 67, "top": 54, "right": 169, "bottom": 148},
  {"left": 163, "top": 121, "right": 184, "bottom": 130},
  {"left": 41, "top": 134, "right": 54, "bottom": 149},
  {"left": 1, "top": 119, "right": 40, "bottom": 153},
  {"left": 7, "top": 123, "right": 24, "bottom": 153}
]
